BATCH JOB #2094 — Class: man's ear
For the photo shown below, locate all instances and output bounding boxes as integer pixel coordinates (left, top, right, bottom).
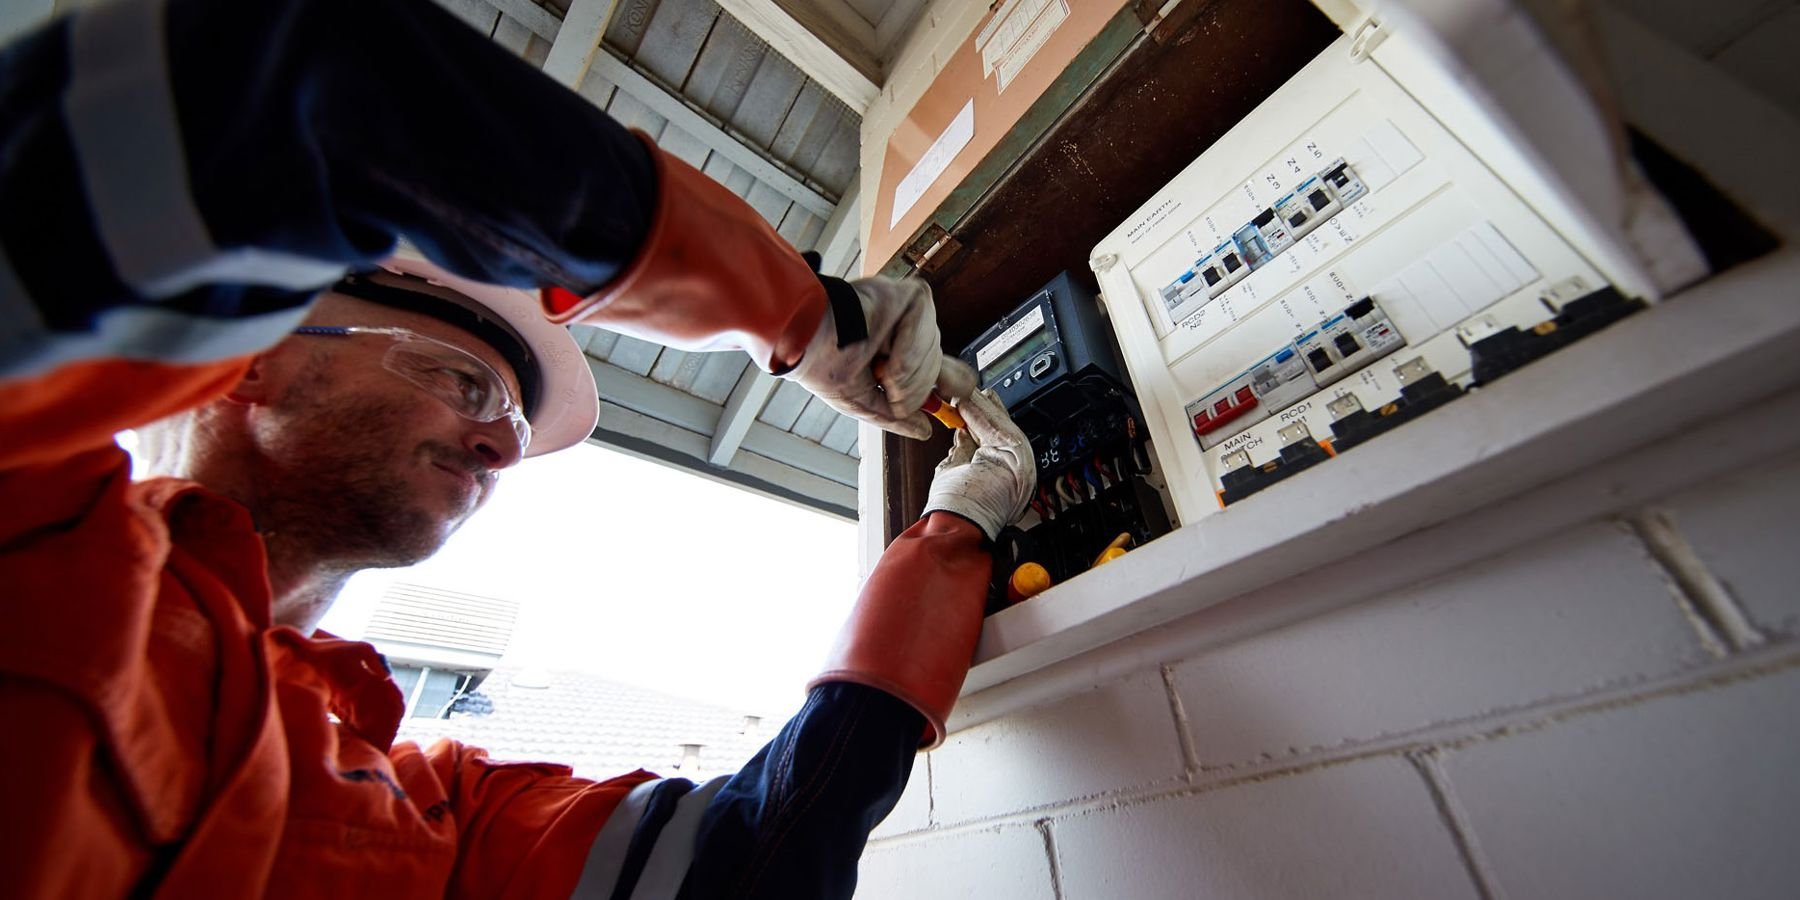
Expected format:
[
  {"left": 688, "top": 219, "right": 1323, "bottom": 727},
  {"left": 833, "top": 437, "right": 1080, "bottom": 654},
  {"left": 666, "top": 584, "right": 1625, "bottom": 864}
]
[{"left": 224, "top": 351, "right": 281, "bottom": 405}]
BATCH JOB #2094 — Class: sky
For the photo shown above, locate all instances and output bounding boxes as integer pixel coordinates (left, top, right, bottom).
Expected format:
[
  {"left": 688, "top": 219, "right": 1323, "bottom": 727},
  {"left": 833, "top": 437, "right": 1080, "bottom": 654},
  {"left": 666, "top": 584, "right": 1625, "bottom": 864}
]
[{"left": 315, "top": 440, "right": 862, "bottom": 720}]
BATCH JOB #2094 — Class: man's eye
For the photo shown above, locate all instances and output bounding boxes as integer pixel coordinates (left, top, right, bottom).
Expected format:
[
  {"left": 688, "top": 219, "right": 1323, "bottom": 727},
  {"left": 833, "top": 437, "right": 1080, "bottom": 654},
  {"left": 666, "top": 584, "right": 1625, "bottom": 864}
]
[
  {"left": 425, "top": 366, "right": 486, "bottom": 408},
  {"left": 450, "top": 369, "right": 487, "bottom": 406}
]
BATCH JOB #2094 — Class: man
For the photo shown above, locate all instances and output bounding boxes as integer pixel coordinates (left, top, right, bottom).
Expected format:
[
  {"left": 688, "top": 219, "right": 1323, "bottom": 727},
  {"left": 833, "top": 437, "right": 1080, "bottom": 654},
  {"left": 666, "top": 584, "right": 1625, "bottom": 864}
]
[{"left": 0, "top": 0, "right": 1035, "bottom": 897}]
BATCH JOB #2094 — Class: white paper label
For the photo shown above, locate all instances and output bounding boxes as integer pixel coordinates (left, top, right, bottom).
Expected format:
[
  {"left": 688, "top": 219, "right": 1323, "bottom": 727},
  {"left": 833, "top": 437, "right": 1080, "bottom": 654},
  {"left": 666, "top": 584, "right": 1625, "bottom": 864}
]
[
  {"left": 891, "top": 99, "right": 975, "bottom": 229},
  {"left": 976, "top": 305, "right": 1047, "bottom": 371},
  {"left": 990, "top": 0, "right": 1068, "bottom": 92}
]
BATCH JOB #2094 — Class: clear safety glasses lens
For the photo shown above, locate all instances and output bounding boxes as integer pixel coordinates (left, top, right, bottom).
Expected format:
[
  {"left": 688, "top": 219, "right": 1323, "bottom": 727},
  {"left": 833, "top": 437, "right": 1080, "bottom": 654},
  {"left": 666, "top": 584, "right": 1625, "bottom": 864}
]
[
  {"left": 380, "top": 339, "right": 532, "bottom": 452},
  {"left": 293, "top": 325, "right": 535, "bottom": 451}
]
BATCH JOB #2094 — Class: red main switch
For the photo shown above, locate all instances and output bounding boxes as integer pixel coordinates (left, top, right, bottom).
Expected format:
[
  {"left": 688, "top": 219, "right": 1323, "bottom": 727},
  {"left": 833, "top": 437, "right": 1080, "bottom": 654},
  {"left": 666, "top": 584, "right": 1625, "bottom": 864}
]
[{"left": 1193, "top": 388, "right": 1260, "bottom": 436}]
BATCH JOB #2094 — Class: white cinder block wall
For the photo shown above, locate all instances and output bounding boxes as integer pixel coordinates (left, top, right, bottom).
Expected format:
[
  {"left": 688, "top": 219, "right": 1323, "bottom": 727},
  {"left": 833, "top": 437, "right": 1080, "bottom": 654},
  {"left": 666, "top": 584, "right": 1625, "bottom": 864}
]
[
  {"left": 856, "top": 451, "right": 1800, "bottom": 900},
  {"left": 855, "top": 3, "right": 1800, "bottom": 897}
]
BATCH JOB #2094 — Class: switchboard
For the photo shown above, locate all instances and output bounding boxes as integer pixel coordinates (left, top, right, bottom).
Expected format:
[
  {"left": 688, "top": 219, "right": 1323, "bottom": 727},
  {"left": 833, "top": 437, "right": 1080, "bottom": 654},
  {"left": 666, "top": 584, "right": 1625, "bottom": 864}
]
[{"left": 1088, "top": 34, "right": 1653, "bottom": 521}]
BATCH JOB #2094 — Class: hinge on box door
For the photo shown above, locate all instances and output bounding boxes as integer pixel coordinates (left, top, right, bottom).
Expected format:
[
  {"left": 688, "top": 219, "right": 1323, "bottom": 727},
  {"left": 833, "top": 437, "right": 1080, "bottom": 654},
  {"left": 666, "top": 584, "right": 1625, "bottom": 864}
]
[
  {"left": 1132, "top": 0, "right": 1204, "bottom": 44},
  {"left": 1349, "top": 16, "right": 1387, "bottom": 63},
  {"left": 904, "top": 223, "right": 963, "bottom": 274}
]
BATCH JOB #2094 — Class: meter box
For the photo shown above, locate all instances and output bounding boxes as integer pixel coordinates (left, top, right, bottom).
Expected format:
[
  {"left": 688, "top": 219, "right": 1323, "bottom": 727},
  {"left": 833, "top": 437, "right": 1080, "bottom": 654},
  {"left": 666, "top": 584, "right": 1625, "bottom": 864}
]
[
  {"left": 1087, "top": 34, "right": 1663, "bottom": 523},
  {"left": 961, "top": 274, "right": 1174, "bottom": 611}
]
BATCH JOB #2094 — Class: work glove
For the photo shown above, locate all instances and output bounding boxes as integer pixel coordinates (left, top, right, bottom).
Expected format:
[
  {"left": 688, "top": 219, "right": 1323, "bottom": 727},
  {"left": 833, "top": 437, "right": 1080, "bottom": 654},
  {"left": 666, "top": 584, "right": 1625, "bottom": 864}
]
[
  {"left": 782, "top": 263, "right": 977, "bottom": 441},
  {"left": 923, "top": 389, "right": 1035, "bottom": 540},
  {"left": 541, "top": 134, "right": 970, "bottom": 440},
  {"left": 808, "top": 388, "right": 1029, "bottom": 748}
]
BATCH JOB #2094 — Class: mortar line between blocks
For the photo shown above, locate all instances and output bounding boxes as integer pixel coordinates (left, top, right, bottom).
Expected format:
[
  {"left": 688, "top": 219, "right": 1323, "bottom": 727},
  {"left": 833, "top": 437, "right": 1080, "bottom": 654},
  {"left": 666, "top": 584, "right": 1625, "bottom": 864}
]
[
  {"left": 867, "top": 645, "right": 1800, "bottom": 846},
  {"left": 1184, "top": 643, "right": 1800, "bottom": 785},
  {"left": 1407, "top": 748, "right": 1502, "bottom": 900},
  {"left": 1625, "top": 507, "right": 1765, "bottom": 652},
  {"left": 1035, "top": 818, "right": 1067, "bottom": 900},
  {"left": 1617, "top": 513, "right": 1728, "bottom": 658},
  {"left": 925, "top": 752, "right": 936, "bottom": 827},
  {"left": 1161, "top": 664, "right": 1202, "bottom": 779}
]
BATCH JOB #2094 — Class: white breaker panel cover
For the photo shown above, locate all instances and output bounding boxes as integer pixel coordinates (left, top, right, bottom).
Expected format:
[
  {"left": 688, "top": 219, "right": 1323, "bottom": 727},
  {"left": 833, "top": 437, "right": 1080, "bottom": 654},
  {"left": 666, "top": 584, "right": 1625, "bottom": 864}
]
[{"left": 1089, "top": 35, "right": 1613, "bottom": 523}]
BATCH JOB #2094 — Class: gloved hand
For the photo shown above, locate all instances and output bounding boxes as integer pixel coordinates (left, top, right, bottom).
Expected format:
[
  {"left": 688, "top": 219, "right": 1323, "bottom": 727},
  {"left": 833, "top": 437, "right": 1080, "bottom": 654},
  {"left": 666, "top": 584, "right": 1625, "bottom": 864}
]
[
  {"left": 923, "top": 389, "right": 1035, "bottom": 540},
  {"left": 782, "top": 271, "right": 977, "bottom": 440},
  {"left": 809, "top": 387, "right": 1030, "bottom": 748}
]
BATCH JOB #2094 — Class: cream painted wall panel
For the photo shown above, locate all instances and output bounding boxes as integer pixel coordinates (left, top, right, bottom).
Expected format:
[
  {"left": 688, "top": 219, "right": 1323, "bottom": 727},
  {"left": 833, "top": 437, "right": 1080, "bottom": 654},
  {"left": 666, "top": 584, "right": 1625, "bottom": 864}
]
[
  {"left": 855, "top": 0, "right": 992, "bottom": 254},
  {"left": 1442, "top": 667, "right": 1800, "bottom": 900},
  {"left": 1654, "top": 453, "right": 1800, "bottom": 636},
  {"left": 1053, "top": 758, "right": 1482, "bottom": 900},
  {"left": 855, "top": 824, "right": 1055, "bottom": 900},
  {"left": 930, "top": 668, "right": 1185, "bottom": 826},
  {"left": 1168, "top": 522, "right": 1706, "bottom": 769}
]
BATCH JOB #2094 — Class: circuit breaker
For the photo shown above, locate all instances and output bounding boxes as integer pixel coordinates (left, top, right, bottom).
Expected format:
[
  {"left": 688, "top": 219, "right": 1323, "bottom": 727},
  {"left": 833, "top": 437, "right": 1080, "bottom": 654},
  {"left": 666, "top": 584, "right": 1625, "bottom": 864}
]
[{"left": 1087, "top": 33, "right": 1668, "bottom": 523}]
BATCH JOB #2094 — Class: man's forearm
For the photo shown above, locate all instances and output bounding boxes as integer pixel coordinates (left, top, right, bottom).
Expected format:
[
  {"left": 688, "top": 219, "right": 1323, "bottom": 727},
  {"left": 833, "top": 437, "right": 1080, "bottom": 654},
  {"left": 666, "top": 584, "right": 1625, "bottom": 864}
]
[
  {"left": 1, "top": 0, "right": 657, "bottom": 383},
  {"left": 567, "top": 683, "right": 922, "bottom": 900}
]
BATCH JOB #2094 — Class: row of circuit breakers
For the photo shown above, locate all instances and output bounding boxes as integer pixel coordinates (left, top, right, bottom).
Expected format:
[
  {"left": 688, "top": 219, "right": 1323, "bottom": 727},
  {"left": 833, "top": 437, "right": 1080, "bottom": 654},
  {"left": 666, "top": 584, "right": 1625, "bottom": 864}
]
[
  {"left": 1156, "top": 154, "right": 1639, "bottom": 507},
  {"left": 1159, "top": 157, "right": 1368, "bottom": 315}
]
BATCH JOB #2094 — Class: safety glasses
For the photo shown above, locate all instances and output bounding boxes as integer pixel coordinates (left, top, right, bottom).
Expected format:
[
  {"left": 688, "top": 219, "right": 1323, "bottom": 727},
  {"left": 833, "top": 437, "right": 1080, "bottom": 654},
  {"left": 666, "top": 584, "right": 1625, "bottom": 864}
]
[{"left": 293, "top": 325, "right": 531, "bottom": 452}]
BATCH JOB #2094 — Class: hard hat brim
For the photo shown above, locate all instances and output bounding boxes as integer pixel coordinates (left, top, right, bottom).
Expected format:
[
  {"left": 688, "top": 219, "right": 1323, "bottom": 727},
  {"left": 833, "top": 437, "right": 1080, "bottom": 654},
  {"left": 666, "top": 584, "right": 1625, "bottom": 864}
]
[{"left": 372, "top": 249, "right": 600, "bottom": 458}]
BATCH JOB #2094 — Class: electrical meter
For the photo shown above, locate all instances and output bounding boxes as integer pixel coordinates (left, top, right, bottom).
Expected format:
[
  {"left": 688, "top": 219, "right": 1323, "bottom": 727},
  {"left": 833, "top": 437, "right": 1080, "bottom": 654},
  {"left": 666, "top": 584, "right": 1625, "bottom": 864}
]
[
  {"left": 962, "top": 272, "right": 1127, "bottom": 435},
  {"left": 961, "top": 273, "right": 1175, "bottom": 611}
]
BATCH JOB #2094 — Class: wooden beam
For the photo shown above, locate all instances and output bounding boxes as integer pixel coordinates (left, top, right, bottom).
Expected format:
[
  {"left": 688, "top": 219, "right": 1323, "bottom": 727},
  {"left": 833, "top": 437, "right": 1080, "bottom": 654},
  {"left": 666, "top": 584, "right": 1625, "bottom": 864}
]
[
  {"left": 541, "top": 0, "right": 617, "bottom": 88},
  {"left": 854, "top": 422, "right": 886, "bottom": 574},
  {"left": 592, "top": 402, "right": 856, "bottom": 519},
  {"left": 504, "top": 0, "right": 842, "bottom": 216},
  {"left": 709, "top": 368, "right": 779, "bottom": 466},
  {"left": 586, "top": 51, "right": 838, "bottom": 217},
  {"left": 588, "top": 357, "right": 856, "bottom": 485},
  {"left": 485, "top": 0, "right": 562, "bottom": 40},
  {"left": 714, "top": 0, "right": 880, "bottom": 113},
  {"left": 812, "top": 180, "right": 861, "bottom": 278}
]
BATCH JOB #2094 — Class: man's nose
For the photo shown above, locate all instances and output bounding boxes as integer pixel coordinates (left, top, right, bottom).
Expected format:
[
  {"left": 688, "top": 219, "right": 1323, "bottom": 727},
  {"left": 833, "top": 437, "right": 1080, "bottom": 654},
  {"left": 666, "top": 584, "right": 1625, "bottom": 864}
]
[{"left": 464, "top": 418, "right": 525, "bottom": 471}]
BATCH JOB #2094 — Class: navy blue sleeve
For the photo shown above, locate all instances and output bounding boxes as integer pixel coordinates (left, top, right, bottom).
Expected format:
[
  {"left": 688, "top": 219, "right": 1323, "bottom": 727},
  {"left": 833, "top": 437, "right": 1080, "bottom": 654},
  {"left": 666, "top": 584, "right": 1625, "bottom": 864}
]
[
  {"left": 559, "top": 684, "right": 923, "bottom": 900},
  {"left": 0, "top": 0, "right": 654, "bottom": 378},
  {"left": 675, "top": 683, "right": 925, "bottom": 900}
]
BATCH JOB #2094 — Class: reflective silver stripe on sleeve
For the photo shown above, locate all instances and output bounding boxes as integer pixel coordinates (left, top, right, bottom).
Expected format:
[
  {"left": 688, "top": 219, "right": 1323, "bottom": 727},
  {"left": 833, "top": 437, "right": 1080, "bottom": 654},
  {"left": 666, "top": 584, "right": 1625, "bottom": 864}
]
[
  {"left": 63, "top": 0, "right": 345, "bottom": 300},
  {"left": 0, "top": 303, "right": 311, "bottom": 379},
  {"left": 568, "top": 778, "right": 664, "bottom": 900},
  {"left": 627, "top": 775, "right": 731, "bottom": 900}
]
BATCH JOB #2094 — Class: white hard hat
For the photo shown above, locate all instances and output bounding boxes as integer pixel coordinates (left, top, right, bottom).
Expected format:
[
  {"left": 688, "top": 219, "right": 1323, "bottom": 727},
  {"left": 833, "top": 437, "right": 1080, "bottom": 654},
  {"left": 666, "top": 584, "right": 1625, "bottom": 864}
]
[{"left": 330, "top": 246, "right": 599, "bottom": 457}]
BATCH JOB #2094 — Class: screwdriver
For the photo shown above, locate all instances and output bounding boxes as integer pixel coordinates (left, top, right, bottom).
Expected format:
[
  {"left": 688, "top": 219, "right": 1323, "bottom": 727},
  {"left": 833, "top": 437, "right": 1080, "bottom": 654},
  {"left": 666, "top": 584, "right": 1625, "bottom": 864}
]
[
  {"left": 873, "top": 359, "right": 966, "bottom": 430},
  {"left": 919, "top": 391, "right": 966, "bottom": 430}
]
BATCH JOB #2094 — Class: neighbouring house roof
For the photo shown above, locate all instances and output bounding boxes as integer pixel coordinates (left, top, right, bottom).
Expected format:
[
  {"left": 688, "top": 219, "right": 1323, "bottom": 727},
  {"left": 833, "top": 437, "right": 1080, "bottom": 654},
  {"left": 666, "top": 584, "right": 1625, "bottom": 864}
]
[
  {"left": 364, "top": 583, "right": 521, "bottom": 670},
  {"left": 395, "top": 666, "right": 776, "bottom": 782}
]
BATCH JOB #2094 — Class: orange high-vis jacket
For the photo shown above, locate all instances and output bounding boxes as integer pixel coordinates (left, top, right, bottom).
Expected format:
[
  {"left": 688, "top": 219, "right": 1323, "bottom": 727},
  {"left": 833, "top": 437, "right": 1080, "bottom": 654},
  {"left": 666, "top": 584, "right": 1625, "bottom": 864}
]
[{"left": 0, "top": 357, "right": 655, "bottom": 898}]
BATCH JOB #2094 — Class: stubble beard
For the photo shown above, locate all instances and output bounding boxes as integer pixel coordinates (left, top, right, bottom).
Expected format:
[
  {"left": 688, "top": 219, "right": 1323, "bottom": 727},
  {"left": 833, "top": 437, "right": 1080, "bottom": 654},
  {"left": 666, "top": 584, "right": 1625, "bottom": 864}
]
[{"left": 254, "top": 389, "right": 472, "bottom": 574}]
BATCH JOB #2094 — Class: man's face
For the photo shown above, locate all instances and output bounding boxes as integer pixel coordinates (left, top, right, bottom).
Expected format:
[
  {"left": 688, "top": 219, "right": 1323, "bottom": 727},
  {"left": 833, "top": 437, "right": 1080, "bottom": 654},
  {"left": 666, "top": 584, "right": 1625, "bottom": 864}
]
[{"left": 244, "top": 295, "right": 527, "bottom": 569}]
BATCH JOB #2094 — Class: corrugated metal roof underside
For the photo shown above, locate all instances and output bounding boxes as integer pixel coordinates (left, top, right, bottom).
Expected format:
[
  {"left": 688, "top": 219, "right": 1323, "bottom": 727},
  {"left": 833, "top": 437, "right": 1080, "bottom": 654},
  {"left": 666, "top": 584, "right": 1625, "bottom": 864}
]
[{"left": 433, "top": 0, "right": 868, "bottom": 520}]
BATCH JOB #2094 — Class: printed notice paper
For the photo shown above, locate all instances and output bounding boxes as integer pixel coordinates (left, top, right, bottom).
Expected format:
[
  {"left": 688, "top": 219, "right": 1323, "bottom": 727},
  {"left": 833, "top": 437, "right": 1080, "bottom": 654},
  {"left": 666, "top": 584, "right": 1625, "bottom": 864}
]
[{"left": 890, "top": 98, "right": 975, "bottom": 229}]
